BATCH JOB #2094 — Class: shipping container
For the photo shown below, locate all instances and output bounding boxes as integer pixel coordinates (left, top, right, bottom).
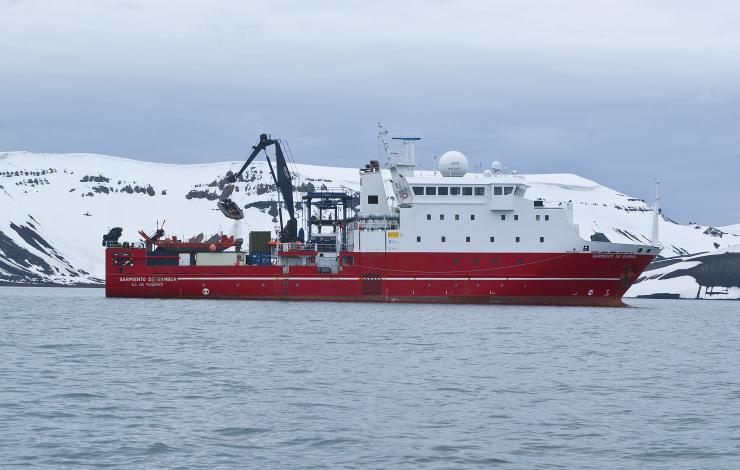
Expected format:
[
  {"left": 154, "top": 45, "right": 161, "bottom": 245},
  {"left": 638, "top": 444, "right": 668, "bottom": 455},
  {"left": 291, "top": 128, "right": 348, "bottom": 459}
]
[
  {"left": 195, "top": 252, "right": 246, "bottom": 266},
  {"left": 249, "top": 231, "right": 272, "bottom": 253}
]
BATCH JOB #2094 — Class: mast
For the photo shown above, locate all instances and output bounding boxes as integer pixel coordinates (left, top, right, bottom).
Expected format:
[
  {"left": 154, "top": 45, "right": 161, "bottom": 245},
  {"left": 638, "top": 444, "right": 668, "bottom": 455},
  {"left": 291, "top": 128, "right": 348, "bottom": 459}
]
[
  {"left": 388, "top": 136, "right": 420, "bottom": 205},
  {"left": 651, "top": 178, "right": 660, "bottom": 245}
]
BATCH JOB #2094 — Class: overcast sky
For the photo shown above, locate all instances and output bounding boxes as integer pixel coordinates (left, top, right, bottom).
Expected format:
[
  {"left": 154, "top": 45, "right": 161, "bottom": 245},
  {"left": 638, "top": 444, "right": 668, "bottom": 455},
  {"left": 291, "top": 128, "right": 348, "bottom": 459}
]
[{"left": 2, "top": 0, "right": 739, "bottom": 225}]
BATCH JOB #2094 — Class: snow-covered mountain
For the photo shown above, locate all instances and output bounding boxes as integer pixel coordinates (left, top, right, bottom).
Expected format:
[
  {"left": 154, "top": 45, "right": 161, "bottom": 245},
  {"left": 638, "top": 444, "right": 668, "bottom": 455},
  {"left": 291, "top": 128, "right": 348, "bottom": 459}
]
[
  {"left": 1, "top": 151, "right": 738, "bottom": 298},
  {"left": 627, "top": 246, "right": 740, "bottom": 300}
]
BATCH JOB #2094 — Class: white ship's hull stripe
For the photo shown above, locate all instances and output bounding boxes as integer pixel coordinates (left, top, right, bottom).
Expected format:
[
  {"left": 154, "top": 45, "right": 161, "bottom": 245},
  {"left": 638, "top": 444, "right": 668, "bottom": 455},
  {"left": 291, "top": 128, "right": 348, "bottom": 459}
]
[{"left": 144, "top": 276, "right": 621, "bottom": 282}]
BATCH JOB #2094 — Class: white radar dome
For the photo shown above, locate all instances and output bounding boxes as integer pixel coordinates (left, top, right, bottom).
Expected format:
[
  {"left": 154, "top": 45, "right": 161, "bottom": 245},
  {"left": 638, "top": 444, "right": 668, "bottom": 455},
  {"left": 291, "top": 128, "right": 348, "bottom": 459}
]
[
  {"left": 439, "top": 151, "right": 469, "bottom": 177},
  {"left": 491, "top": 161, "right": 503, "bottom": 173}
]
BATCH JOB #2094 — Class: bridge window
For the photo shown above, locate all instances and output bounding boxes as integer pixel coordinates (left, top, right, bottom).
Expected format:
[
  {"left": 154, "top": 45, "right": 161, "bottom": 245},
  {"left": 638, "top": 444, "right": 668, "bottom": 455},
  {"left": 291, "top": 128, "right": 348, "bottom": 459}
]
[
  {"left": 504, "top": 186, "right": 514, "bottom": 195},
  {"left": 342, "top": 256, "right": 354, "bottom": 265},
  {"left": 450, "top": 187, "right": 461, "bottom": 196},
  {"left": 455, "top": 214, "right": 460, "bottom": 220},
  {"left": 462, "top": 187, "right": 473, "bottom": 196},
  {"left": 413, "top": 186, "right": 424, "bottom": 195},
  {"left": 439, "top": 214, "right": 444, "bottom": 220},
  {"left": 441, "top": 236, "right": 446, "bottom": 242},
  {"left": 367, "top": 195, "right": 378, "bottom": 204},
  {"left": 545, "top": 215, "right": 550, "bottom": 221},
  {"left": 470, "top": 214, "right": 475, "bottom": 220},
  {"left": 514, "top": 214, "right": 519, "bottom": 221},
  {"left": 466, "top": 236, "right": 471, "bottom": 242},
  {"left": 490, "top": 236, "right": 495, "bottom": 242},
  {"left": 494, "top": 186, "right": 502, "bottom": 195},
  {"left": 540, "top": 237, "right": 545, "bottom": 243},
  {"left": 426, "top": 214, "right": 431, "bottom": 220},
  {"left": 438, "top": 186, "right": 449, "bottom": 195},
  {"left": 474, "top": 187, "right": 485, "bottom": 196},
  {"left": 515, "top": 236, "right": 520, "bottom": 243},
  {"left": 425, "top": 186, "right": 437, "bottom": 195},
  {"left": 501, "top": 215, "right": 506, "bottom": 221},
  {"left": 417, "top": 236, "right": 421, "bottom": 242}
]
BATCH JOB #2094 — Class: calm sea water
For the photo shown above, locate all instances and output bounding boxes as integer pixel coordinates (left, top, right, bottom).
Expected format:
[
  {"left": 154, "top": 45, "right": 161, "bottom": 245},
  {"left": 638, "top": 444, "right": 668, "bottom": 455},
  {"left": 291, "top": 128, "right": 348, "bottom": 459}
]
[{"left": 0, "top": 287, "right": 738, "bottom": 469}]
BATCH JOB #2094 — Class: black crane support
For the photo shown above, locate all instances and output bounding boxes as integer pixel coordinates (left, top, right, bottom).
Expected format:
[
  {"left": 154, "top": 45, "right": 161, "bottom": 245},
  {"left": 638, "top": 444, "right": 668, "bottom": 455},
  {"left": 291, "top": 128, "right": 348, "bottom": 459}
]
[{"left": 216, "top": 133, "right": 299, "bottom": 243}]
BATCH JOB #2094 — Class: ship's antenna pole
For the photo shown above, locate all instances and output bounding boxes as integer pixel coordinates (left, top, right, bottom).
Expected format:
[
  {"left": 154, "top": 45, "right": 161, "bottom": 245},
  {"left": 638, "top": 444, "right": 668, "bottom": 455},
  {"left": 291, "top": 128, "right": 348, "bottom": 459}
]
[
  {"left": 377, "top": 122, "right": 390, "bottom": 166},
  {"left": 651, "top": 178, "right": 660, "bottom": 246}
]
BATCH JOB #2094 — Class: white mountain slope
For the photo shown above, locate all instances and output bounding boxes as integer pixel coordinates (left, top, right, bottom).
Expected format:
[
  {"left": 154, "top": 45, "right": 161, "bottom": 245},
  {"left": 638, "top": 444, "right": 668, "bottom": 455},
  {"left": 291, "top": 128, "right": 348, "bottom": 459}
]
[
  {"left": 627, "top": 245, "right": 740, "bottom": 300},
  {"left": 1, "top": 151, "right": 738, "bottom": 298}
]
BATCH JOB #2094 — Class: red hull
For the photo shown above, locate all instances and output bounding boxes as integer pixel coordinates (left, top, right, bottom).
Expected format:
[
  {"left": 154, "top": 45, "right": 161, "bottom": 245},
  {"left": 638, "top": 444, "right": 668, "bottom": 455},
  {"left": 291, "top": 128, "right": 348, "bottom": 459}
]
[{"left": 106, "top": 249, "right": 654, "bottom": 306}]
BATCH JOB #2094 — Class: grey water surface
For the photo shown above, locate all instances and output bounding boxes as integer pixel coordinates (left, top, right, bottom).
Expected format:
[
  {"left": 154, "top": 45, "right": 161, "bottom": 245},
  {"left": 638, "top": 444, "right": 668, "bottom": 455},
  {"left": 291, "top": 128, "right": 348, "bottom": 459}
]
[{"left": 0, "top": 287, "right": 738, "bottom": 469}]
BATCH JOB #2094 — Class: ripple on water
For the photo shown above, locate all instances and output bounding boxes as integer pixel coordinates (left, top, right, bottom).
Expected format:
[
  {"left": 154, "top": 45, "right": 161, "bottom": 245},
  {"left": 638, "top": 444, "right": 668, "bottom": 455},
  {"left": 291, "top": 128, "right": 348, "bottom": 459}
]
[
  {"left": 215, "top": 427, "right": 271, "bottom": 437},
  {"left": 145, "top": 442, "right": 178, "bottom": 455}
]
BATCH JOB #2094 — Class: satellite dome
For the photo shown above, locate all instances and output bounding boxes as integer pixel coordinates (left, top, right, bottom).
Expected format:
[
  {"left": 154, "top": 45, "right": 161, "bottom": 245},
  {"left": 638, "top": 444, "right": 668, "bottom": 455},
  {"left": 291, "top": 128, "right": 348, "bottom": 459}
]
[
  {"left": 439, "top": 151, "right": 468, "bottom": 177},
  {"left": 491, "top": 161, "right": 503, "bottom": 173}
]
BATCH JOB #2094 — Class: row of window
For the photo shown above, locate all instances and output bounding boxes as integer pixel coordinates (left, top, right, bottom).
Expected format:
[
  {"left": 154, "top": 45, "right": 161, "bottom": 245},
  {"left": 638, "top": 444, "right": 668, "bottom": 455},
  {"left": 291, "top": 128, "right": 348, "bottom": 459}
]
[
  {"left": 416, "top": 236, "right": 546, "bottom": 243},
  {"left": 413, "top": 186, "right": 488, "bottom": 196},
  {"left": 426, "top": 213, "right": 550, "bottom": 221},
  {"left": 413, "top": 186, "right": 522, "bottom": 196}
]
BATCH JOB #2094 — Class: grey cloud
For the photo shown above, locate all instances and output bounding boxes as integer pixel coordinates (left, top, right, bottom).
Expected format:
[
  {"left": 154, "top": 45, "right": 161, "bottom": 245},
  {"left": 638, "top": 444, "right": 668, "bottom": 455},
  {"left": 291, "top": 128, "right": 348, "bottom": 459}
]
[{"left": 1, "top": 0, "right": 739, "bottom": 225}]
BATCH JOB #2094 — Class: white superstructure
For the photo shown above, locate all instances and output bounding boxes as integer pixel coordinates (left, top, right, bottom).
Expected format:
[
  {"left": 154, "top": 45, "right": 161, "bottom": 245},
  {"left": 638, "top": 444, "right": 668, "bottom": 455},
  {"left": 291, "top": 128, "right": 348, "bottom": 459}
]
[{"left": 354, "top": 138, "right": 658, "bottom": 256}]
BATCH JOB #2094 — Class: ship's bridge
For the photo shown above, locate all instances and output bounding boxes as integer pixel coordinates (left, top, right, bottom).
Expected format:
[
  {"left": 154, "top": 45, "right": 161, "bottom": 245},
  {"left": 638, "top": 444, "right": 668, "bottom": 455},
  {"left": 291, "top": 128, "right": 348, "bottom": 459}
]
[{"left": 406, "top": 174, "right": 529, "bottom": 212}]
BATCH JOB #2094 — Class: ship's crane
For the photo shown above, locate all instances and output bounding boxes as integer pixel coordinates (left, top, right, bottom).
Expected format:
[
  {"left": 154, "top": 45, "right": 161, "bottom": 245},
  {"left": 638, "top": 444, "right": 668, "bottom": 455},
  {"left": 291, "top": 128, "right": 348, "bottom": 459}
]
[{"left": 217, "top": 133, "right": 300, "bottom": 243}]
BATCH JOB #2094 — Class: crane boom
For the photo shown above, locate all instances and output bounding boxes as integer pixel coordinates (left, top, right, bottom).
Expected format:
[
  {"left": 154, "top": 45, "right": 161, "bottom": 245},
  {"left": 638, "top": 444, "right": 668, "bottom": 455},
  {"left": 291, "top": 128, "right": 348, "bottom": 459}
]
[{"left": 216, "top": 133, "right": 299, "bottom": 243}]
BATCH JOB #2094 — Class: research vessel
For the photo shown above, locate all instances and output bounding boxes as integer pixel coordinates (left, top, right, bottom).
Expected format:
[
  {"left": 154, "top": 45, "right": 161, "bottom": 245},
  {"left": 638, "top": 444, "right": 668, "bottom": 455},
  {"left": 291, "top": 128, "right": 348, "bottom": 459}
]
[{"left": 104, "top": 133, "right": 659, "bottom": 305}]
